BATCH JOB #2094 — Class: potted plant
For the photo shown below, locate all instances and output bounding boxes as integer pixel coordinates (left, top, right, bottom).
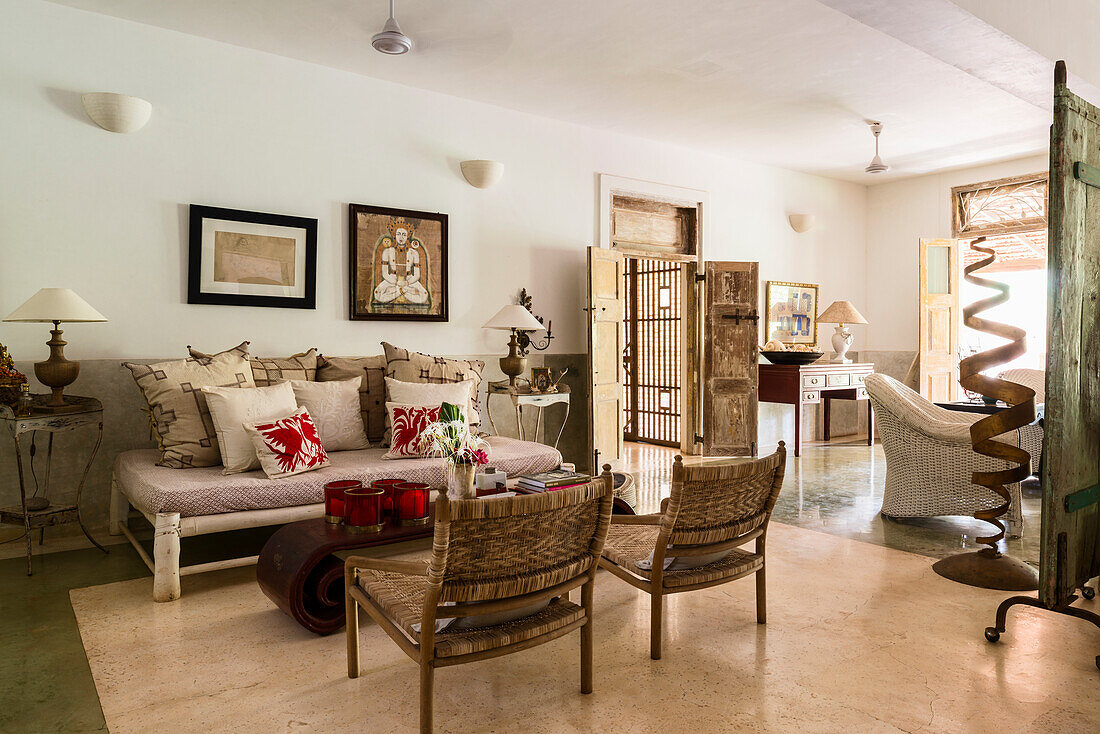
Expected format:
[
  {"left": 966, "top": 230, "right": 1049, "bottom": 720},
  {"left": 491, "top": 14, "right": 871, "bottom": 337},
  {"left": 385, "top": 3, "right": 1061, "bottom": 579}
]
[{"left": 419, "top": 402, "right": 490, "bottom": 500}]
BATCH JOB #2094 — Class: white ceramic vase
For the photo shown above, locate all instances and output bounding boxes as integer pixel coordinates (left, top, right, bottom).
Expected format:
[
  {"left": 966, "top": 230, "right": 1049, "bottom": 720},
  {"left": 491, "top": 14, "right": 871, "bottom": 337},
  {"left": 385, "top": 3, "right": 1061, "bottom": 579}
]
[{"left": 830, "top": 325, "right": 854, "bottom": 364}]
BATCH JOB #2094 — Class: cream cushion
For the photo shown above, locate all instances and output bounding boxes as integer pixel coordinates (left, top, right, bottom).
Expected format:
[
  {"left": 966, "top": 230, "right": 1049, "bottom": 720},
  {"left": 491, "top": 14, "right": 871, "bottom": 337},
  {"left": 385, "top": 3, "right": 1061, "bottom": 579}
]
[
  {"left": 122, "top": 352, "right": 254, "bottom": 469},
  {"left": 316, "top": 355, "right": 387, "bottom": 443},
  {"left": 287, "top": 377, "right": 370, "bottom": 451},
  {"left": 382, "top": 342, "right": 485, "bottom": 425},
  {"left": 384, "top": 378, "right": 474, "bottom": 424},
  {"left": 202, "top": 382, "right": 297, "bottom": 474}
]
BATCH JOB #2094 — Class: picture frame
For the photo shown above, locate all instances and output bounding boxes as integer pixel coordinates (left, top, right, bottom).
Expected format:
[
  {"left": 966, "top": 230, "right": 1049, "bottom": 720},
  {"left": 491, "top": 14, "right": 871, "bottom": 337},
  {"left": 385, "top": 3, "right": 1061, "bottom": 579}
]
[
  {"left": 187, "top": 205, "right": 317, "bottom": 309},
  {"left": 349, "top": 203, "right": 448, "bottom": 322},
  {"left": 531, "top": 367, "right": 553, "bottom": 393},
  {"left": 764, "top": 281, "right": 819, "bottom": 346}
]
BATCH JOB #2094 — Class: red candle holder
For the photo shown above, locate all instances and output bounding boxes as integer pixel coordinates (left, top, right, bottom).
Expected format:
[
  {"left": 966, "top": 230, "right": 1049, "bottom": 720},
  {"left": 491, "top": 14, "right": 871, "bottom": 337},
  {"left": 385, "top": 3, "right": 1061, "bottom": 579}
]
[
  {"left": 371, "top": 478, "right": 406, "bottom": 518},
  {"left": 395, "top": 482, "right": 431, "bottom": 526},
  {"left": 343, "top": 486, "right": 385, "bottom": 533},
  {"left": 324, "top": 480, "right": 360, "bottom": 524}
]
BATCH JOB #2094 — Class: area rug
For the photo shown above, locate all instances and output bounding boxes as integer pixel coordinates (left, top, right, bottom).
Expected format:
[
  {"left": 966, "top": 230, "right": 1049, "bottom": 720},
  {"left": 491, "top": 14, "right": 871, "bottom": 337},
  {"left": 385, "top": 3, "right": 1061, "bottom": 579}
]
[{"left": 71, "top": 524, "right": 1098, "bottom": 733}]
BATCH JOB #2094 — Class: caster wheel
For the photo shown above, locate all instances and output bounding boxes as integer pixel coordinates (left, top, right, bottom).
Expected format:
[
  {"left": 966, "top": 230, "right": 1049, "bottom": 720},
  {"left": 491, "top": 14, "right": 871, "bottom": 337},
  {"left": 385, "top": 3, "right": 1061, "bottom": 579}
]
[
  {"left": 984, "top": 627, "right": 1000, "bottom": 643},
  {"left": 1082, "top": 586, "right": 1095, "bottom": 600}
]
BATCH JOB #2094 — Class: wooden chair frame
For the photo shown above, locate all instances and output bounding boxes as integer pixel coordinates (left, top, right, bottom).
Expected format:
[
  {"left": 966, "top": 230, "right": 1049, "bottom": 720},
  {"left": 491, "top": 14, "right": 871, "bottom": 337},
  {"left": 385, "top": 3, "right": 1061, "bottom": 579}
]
[
  {"left": 345, "top": 470, "right": 614, "bottom": 733},
  {"left": 598, "top": 443, "right": 786, "bottom": 659}
]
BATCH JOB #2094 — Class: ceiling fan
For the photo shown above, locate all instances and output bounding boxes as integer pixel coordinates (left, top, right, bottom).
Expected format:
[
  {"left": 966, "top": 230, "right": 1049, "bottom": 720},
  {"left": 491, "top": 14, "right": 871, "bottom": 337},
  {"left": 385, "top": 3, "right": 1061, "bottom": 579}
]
[
  {"left": 372, "top": 0, "right": 413, "bottom": 55},
  {"left": 865, "top": 121, "right": 889, "bottom": 174}
]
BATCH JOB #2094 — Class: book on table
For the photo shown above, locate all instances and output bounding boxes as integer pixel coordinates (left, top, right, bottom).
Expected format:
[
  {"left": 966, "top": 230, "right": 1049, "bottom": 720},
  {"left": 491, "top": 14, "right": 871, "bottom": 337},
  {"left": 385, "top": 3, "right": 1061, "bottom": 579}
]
[{"left": 515, "top": 469, "right": 592, "bottom": 491}]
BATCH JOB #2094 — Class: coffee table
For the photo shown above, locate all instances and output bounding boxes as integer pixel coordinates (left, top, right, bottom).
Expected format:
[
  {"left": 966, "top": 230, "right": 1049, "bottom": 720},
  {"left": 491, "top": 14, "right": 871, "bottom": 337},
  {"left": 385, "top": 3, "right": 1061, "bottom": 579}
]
[{"left": 257, "top": 485, "right": 635, "bottom": 635}]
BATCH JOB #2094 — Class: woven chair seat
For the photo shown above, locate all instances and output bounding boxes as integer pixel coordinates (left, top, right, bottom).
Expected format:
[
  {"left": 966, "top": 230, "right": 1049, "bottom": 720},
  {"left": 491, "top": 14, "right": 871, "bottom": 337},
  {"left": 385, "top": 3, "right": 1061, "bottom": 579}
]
[
  {"left": 360, "top": 570, "right": 585, "bottom": 659},
  {"left": 602, "top": 525, "right": 761, "bottom": 589}
]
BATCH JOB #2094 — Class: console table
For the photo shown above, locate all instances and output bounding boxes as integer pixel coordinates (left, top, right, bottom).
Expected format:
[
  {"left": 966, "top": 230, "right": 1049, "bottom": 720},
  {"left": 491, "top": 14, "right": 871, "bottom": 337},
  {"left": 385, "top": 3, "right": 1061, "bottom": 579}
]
[
  {"left": 486, "top": 383, "right": 570, "bottom": 450},
  {"left": 759, "top": 362, "right": 874, "bottom": 457}
]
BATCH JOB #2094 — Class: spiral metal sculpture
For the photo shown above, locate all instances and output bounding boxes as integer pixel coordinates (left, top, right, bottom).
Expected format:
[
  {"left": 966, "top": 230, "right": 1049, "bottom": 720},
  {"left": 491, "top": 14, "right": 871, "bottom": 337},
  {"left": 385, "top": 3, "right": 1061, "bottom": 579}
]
[{"left": 958, "top": 236, "right": 1036, "bottom": 547}]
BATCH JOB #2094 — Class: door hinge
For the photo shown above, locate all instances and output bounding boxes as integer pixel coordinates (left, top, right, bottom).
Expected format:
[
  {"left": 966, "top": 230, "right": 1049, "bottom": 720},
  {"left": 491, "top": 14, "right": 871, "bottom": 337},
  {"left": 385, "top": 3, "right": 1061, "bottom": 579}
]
[
  {"left": 694, "top": 273, "right": 706, "bottom": 283},
  {"left": 694, "top": 433, "right": 704, "bottom": 444},
  {"left": 751, "top": 441, "right": 757, "bottom": 456}
]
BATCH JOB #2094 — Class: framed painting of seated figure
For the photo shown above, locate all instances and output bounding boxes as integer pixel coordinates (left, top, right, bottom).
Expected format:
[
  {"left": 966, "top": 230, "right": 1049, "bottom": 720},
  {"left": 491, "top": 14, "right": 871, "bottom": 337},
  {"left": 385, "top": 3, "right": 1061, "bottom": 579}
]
[{"left": 349, "top": 203, "right": 448, "bottom": 322}]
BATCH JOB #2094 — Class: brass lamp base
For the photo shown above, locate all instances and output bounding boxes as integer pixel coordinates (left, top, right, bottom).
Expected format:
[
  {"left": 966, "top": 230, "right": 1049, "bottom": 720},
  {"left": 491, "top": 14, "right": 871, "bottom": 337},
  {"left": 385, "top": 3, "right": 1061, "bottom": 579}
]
[
  {"left": 499, "top": 329, "right": 527, "bottom": 386},
  {"left": 932, "top": 547, "right": 1039, "bottom": 591},
  {"left": 33, "top": 322, "right": 81, "bottom": 413}
]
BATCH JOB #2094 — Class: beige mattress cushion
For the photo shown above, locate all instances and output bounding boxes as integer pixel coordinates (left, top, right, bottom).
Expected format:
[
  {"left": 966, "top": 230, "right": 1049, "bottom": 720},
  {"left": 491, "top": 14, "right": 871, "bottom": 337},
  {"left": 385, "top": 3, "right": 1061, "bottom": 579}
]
[
  {"left": 115, "top": 436, "right": 562, "bottom": 517},
  {"left": 187, "top": 342, "right": 318, "bottom": 386}
]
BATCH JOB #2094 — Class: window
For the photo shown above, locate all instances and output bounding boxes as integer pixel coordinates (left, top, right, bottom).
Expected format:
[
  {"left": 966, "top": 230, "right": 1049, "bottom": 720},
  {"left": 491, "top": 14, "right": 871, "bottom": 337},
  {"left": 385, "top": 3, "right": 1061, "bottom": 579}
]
[{"left": 953, "top": 174, "right": 1047, "bottom": 272}]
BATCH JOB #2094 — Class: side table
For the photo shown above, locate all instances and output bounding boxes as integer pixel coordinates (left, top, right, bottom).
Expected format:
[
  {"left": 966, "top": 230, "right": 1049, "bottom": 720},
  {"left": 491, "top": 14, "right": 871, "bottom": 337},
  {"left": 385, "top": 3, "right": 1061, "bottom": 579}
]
[
  {"left": 0, "top": 394, "right": 108, "bottom": 575},
  {"left": 758, "top": 362, "right": 875, "bottom": 457},
  {"left": 486, "top": 383, "right": 570, "bottom": 450}
]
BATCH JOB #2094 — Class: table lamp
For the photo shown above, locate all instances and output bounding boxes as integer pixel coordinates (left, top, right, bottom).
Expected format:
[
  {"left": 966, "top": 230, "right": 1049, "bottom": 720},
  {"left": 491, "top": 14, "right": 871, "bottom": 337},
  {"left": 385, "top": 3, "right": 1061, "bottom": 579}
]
[
  {"left": 483, "top": 304, "right": 544, "bottom": 386},
  {"left": 817, "top": 300, "right": 867, "bottom": 364},
  {"left": 3, "top": 288, "right": 108, "bottom": 412}
]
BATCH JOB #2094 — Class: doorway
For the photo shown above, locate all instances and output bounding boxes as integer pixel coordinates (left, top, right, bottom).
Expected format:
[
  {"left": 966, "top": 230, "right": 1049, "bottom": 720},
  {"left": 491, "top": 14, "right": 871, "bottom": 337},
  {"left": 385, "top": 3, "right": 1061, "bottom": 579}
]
[{"left": 622, "top": 257, "right": 683, "bottom": 447}]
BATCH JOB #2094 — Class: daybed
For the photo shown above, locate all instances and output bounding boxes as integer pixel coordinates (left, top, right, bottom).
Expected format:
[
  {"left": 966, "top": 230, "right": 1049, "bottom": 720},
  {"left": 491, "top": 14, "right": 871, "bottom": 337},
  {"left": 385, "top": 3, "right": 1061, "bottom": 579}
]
[{"left": 110, "top": 436, "right": 561, "bottom": 602}]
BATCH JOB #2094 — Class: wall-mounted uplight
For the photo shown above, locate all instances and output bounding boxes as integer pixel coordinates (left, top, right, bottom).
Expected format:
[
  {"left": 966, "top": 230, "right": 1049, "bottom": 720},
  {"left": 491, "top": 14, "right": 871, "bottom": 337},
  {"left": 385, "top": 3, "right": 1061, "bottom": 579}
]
[
  {"left": 460, "top": 160, "right": 504, "bottom": 189},
  {"left": 788, "top": 214, "right": 816, "bottom": 233},
  {"left": 81, "top": 92, "right": 152, "bottom": 133}
]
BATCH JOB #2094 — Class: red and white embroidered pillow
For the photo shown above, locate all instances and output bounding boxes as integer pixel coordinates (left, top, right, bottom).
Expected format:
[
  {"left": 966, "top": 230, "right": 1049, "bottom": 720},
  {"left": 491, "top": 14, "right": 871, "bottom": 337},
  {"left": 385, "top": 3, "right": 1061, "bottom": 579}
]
[
  {"left": 244, "top": 407, "right": 330, "bottom": 479},
  {"left": 383, "top": 403, "right": 441, "bottom": 459}
]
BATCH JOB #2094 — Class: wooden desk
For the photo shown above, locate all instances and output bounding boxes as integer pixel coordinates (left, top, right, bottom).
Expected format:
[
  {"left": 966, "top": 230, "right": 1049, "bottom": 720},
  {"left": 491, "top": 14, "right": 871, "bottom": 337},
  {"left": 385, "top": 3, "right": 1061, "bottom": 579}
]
[{"left": 759, "top": 362, "right": 874, "bottom": 457}]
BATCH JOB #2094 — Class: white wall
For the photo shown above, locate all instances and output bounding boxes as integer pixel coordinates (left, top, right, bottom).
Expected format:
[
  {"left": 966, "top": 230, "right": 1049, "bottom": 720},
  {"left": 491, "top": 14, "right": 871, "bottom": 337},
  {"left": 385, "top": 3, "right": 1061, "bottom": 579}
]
[
  {"left": 0, "top": 0, "right": 868, "bottom": 365},
  {"left": 864, "top": 154, "right": 1048, "bottom": 350}
]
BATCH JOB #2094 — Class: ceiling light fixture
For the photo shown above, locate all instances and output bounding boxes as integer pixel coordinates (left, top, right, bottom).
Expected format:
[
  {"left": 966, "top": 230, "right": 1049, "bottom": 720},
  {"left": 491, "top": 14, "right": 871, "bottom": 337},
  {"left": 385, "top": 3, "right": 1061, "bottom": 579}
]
[
  {"left": 372, "top": 0, "right": 412, "bottom": 55},
  {"left": 865, "top": 121, "right": 889, "bottom": 174}
]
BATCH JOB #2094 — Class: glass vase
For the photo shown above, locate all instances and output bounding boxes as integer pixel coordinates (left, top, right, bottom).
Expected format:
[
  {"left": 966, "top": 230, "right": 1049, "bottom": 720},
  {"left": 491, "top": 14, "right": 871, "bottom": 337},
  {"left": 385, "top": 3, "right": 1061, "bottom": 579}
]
[{"left": 445, "top": 459, "right": 478, "bottom": 501}]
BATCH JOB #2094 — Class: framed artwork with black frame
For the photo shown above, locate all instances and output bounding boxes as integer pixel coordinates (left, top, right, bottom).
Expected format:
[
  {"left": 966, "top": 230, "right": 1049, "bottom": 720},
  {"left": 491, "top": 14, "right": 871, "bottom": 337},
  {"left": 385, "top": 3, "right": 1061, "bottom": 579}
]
[
  {"left": 349, "top": 203, "right": 448, "bottom": 322},
  {"left": 187, "top": 205, "right": 317, "bottom": 309}
]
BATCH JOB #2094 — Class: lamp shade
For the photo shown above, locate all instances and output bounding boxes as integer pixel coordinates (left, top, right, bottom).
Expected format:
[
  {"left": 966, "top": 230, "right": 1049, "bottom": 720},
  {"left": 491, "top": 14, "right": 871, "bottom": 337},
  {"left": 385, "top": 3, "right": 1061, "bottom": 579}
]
[
  {"left": 482, "top": 304, "right": 544, "bottom": 331},
  {"left": 817, "top": 300, "right": 867, "bottom": 325},
  {"left": 4, "top": 288, "right": 108, "bottom": 323}
]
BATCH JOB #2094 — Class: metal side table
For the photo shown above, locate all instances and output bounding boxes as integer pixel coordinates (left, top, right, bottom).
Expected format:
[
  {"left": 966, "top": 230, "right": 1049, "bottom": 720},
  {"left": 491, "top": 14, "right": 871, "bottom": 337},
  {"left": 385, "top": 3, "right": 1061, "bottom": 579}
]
[
  {"left": 486, "top": 383, "right": 571, "bottom": 450},
  {"left": 1, "top": 394, "right": 108, "bottom": 575}
]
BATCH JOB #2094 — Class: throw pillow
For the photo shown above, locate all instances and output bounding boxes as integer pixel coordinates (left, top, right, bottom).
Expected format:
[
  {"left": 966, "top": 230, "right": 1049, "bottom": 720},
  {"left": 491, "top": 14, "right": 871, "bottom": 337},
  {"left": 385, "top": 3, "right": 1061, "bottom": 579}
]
[
  {"left": 202, "top": 382, "right": 298, "bottom": 474},
  {"left": 383, "top": 377, "right": 472, "bottom": 443},
  {"left": 635, "top": 548, "right": 732, "bottom": 572},
  {"left": 381, "top": 342, "right": 484, "bottom": 426},
  {"left": 188, "top": 343, "right": 318, "bottom": 386},
  {"left": 383, "top": 404, "right": 441, "bottom": 459},
  {"left": 123, "top": 352, "right": 254, "bottom": 468},
  {"left": 316, "top": 355, "right": 387, "bottom": 443},
  {"left": 286, "top": 378, "right": 370, "bottom": 451},
  {"left": 244, "top": 406, "right": 330, "bottom": 479}
]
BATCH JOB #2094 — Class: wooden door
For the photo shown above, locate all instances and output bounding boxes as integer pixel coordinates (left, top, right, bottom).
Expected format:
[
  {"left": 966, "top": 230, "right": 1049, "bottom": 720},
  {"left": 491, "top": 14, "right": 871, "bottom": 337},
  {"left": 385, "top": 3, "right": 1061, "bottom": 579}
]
[
  {"left": 701, "top": 261, "right": 759, "bottom": 456},
  {"left": 918, "top": 238, "right": 960, "bottom": 402},
  {"left": 1041, "top": 66, "right": 1100, "bottom": 604},
  {"left": 587, "top": 247, "right": 625, "bottom": 473}
]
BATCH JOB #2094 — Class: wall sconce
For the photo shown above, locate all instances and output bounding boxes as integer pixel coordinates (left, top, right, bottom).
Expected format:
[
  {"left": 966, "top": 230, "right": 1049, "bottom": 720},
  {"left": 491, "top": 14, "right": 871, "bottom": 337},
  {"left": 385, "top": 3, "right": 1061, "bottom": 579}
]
[
  {"left": 81, "top": 92, "right": 152, "bottom": 133},
  {"left": 460, "top": 160, "right": 504, "bottom": 189},
  {"left": 788, "top": 214, "right": 816, "bottom": 233}
]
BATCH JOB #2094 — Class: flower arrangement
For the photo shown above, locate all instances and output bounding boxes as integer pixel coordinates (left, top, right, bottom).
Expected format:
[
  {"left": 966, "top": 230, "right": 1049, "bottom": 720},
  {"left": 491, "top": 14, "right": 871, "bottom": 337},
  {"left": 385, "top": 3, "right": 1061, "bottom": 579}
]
[{"left": 418, "top": 402, "right": 490, "bottom": 466}]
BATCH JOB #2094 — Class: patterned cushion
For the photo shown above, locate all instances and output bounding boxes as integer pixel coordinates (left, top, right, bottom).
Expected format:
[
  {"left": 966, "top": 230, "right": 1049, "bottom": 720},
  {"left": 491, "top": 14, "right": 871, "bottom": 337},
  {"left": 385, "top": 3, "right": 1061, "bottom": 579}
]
[
  {"left": 383, "top": 404, "right": 440, "bottom": 459},
  {"left": 187, "top": 343, "right": 318, "bottom": 387},
  {"left": 316, "top": 355, "right": 387, "bottom": 444},
  {"left": 114, "top": 436, "right": 562, "bottom": 517},
  {"left": 602, "top": 525, "right": 762, "bottom": 589},
  {"left": 287, "top": 378, "right": 370, "bottom": 451},
  {"left": 383, "top": 377, "right": 473, "bottom": 444},
  {"left": 244, "top": 406, "right": 330, "bottom": 479},
  {"left": 382, "top": 342, "right": 484, "bottom": 426},
  {"left": 123, "top": 352, "right": 254, "bottom": 468}
]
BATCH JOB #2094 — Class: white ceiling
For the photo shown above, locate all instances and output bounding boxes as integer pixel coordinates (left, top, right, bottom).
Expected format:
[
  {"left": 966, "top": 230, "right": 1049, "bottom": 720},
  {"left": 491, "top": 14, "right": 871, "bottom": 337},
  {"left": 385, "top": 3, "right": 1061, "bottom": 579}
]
[{"left": 43, "top": 0, "right": 1097, "bottom": 182}]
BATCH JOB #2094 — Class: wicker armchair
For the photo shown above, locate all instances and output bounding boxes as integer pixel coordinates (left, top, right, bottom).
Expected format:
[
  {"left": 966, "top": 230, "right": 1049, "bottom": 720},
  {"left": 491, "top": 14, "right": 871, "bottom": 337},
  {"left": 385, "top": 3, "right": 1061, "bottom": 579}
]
[
  {"left": 345, "top": 473, "right": 614, "bottom": 733},
  {"left": 865, "top": 373, "right": 1042, "bottom": 537},
  {"left": 598, "top": 445, "right": 787, "bottom": 660}
]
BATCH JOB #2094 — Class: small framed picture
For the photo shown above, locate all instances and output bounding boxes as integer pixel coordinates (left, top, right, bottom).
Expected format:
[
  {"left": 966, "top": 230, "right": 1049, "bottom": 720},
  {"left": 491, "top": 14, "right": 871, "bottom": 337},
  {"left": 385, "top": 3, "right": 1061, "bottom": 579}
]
[
  {"left": 531, "top": 367, "right": 553, "bottom": 393},
  {"left": 349, "top": 204, "right": 448, "bottom": 322},
  {"left": 187, "top": 205, "right": 317, "bottom": 309},
  {"left": 764, "top": 281, "right": 819, "bottom": 345}
]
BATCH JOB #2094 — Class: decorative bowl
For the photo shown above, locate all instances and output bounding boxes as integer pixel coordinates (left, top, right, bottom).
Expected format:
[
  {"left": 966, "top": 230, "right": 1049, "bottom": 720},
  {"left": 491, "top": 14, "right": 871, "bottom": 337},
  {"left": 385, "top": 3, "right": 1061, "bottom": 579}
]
[{"left": 760, "top": 351, "right": 824, "bottom": 365}]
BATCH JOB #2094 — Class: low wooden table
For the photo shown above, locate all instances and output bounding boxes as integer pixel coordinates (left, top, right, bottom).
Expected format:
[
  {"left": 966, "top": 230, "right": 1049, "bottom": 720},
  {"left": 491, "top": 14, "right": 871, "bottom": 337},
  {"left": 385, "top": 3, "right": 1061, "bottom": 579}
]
[
  {"left": 258, "top": 484, "right": 635, "bottom": 635},
  {"left": 758, "top": 362, "right": 874, "bottom": 457}
]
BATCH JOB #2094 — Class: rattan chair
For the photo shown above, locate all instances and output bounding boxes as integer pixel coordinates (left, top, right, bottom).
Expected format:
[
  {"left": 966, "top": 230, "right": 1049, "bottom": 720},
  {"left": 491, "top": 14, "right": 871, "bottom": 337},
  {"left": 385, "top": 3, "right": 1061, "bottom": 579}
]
[
  {"left": 345, "top": 472, "right": 614, "bottom": 733},
  {"left": 598, "top": 445, "right": 787, "bottom": 660}
]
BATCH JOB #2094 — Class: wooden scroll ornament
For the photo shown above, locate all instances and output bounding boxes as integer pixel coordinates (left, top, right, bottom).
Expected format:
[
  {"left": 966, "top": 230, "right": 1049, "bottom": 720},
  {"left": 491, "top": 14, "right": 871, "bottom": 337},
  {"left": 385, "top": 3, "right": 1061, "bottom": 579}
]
[{"left": 931, "top": 237, "right": 1039, "bottom": 590}]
